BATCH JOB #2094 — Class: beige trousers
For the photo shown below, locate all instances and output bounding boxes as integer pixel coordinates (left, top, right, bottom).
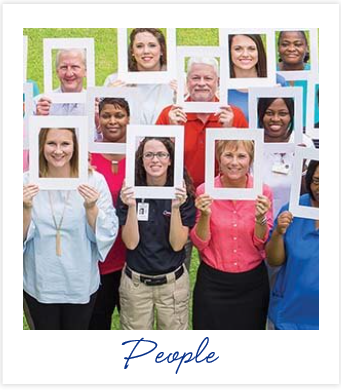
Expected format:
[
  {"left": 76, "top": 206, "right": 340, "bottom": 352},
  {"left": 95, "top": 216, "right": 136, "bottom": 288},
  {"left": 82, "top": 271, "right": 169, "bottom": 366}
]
[{"left": 119, "top": 266, "right": 190, "bottom": 330}]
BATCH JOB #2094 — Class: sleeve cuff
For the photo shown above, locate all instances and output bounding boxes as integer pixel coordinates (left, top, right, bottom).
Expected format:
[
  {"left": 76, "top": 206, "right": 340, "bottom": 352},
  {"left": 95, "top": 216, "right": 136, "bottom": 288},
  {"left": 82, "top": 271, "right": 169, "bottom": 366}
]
[{"left": 190, "top": 225, "right": 211, "bottom": 251}]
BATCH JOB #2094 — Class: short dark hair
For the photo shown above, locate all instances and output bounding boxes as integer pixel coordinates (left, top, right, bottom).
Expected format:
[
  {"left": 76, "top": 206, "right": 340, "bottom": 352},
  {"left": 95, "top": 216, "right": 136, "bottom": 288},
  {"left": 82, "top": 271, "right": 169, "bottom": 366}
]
[
  {"left": 257, "top": 97, "right": 295, "bottom": 133},
  {"left": 229, "top": 34, "right": 267, "bottom": 78},
  {"left": 278, "top": 30, "right": 310, "bottom": 63},
  {"left": 128, "top": 28, "right": 167, "bottom": 72},
  {"left": 99, "top": 97, "right": 130, "bottom": 117},
  {"left": 305, "top": 160, "right": 319, "bottom": 200}
]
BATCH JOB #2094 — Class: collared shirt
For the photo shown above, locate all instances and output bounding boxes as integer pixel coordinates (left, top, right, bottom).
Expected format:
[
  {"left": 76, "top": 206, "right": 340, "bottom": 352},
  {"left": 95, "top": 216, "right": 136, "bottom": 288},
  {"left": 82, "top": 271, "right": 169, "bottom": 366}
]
[
  {"left": 116, "top": 196, "right": 196, "bottom": 275},
  {"left": 268, "top": 194, "right": 319, "bottom": 330},
  {"left": 156, "top": 99, "right": 248, "bottom": 188},
  {"left": 190, "top": 175, "right": 274, "bottom": 273},
  {"left": 23, "top": 171, "right": 119, "bottom": 304},
  {"left": 33, "top": 87, "right": 85, "bottom": 116},
  {"left": 91, "top": 153, "right": 126, "bottom": 275}
]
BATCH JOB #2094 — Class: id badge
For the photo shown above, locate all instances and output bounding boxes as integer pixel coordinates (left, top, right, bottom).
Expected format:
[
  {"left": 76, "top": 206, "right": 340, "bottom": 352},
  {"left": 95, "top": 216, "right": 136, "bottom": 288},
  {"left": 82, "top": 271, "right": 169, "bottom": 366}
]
[
  {"left": 272, "top": 161, "right": 291, "bottom": 175},
  {"left": 137, "top": 202, "right": 149, "bottom": 221}
]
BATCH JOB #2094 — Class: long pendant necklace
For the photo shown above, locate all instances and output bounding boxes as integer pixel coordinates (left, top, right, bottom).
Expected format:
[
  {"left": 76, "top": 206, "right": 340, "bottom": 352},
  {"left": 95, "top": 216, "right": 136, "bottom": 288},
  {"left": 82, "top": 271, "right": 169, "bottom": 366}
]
[{"left": 48, "top": 191, "right": 71, "bottom": 257}]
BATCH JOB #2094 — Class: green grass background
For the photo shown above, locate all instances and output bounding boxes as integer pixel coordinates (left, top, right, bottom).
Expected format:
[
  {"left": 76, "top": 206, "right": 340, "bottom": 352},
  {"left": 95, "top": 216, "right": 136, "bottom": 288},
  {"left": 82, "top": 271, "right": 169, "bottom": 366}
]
[{"left": 23, "top": 28, "right": 217, "bottom": 330}]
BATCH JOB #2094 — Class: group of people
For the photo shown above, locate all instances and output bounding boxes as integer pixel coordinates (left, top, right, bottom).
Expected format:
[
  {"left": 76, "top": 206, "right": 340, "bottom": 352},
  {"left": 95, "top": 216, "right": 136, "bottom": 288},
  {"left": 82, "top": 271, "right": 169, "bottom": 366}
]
[{"left": 23, "top": 28, "right": 319, "bottom": 330}]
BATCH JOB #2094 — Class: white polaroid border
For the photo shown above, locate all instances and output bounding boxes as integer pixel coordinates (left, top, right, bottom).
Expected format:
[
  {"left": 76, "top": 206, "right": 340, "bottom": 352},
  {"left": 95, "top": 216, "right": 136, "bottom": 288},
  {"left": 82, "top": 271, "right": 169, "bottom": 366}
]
[
  {"left": 29, "top": 116, "right": 88, "bottom": 190},
  {"left": 126, "top": 125, "right": 184, "bottom": 199},
  {"left": 23, "top": 35, "right": 27, "bottom": 82},
  {"left": 176, "top": 46, "right": 228, "bottom": 113},
  {"left": 306, "top": 76, "right": 319, "bottom": 139},
  {"left": 276, "top": 28, "right": 319, "bottom": 79},
  {"left": 205, "top": 128, "right": 263, "bottom": 200},
  {"left": 86, "top": 86, "right": 137, "bottom": 154},
  {"left": 219, "top": 28, "right": 276, "bottom": 89},
  {"left": 117, "top": 28, "right": 177, "bottom": 84},
  {"left": 23, "top": 83, "right": 34, "bottom": 150},
  {"left": 43, "top": 38, "right": 95, "bottom": 103},
  {"left": 289, "top": 146, "right": 319, "bottom": 220},
  {"left": 249, "top": 86, "right": 303, "bottom": 150}
]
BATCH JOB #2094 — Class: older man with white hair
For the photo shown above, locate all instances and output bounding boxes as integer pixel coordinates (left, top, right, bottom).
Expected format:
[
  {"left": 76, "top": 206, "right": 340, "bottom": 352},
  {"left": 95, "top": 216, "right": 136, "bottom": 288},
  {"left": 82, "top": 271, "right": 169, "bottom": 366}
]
[
  {"left": 156, "top": 56, "right": 248, "bottom": 189},
  {"left": 34, "top": 48, "right": 87, "bottom": 116}
]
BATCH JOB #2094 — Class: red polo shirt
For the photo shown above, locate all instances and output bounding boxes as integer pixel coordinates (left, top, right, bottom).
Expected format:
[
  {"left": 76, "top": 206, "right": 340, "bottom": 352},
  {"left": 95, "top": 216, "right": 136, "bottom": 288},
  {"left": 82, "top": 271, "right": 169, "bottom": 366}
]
[{"left": 156, "top": 102, "right": 248, "bottom": 188}]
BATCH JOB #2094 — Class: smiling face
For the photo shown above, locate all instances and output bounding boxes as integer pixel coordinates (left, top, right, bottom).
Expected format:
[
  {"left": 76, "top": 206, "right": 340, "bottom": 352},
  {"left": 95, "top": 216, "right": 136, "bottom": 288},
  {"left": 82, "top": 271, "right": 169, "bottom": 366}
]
[
  {"left": 230, "top": 35, "right": 259, "bottom": 74},
  {"left": 142, "top": 139, "right": 171, "bottom": 185},
  {"left": 99, "top": 104, "right": 129, "bottom": 143},
  {"left": 187, "top": 63, "right": 218, "bottom": 102},
  {"left": 43, "top": 129, "right": 74, "bottom": 175},
  {"left": 132, "top": 32, "right": 162, "bottom": 72},
  {"left": 219, "top": 142, "right": 252, "bottom": 187},
  {"left": 262, "top": 99, "right": 292, "bottom": 142},
  {"left": 278, "top": 31, "right": 308, "bottom": 70},
  {"left": 56, "top": 50, "right": 86, "bottom": 93}
]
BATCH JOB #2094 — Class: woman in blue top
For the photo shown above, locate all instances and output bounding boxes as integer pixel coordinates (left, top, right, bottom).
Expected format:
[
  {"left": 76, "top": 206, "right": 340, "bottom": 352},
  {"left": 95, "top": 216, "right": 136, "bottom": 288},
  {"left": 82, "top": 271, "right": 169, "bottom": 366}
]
[
  {"left": 265, "top": 160, "right": 319, "bottom": 330},
  {"left": 23, "top": 127, "right": 118, "bottom": 330},
  {"left": 277, "top": 30, "right": 310, "bottom": 71}
]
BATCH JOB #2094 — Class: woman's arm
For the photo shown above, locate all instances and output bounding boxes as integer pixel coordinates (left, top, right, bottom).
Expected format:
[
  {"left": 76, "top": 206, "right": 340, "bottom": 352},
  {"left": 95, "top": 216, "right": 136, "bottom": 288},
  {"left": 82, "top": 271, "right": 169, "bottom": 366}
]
[
  {"left": 23, "top": 184, "right": 39, "bottom": 241},
  {"left": 265, "top": 211, "right": 293, "bottom": 266},
  {"left": 193, "top": 194, "right": 213, "bottom": 242},
  {"left": 120, "top": 184, "right": 139, "bottom": 250},
  {"left": 78, "top": 184, "right": 100, "bottom": 232},
  {"left": 254, "top": 194, "right": 272, "bottom": 241},
  {"left": 169, "top": 187, "right": 190, "bottom": 251}
]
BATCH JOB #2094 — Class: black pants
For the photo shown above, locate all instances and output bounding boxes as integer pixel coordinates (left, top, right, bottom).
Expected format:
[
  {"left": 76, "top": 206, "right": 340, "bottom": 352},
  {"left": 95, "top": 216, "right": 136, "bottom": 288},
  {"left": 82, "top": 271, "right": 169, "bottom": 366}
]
[
  {"left": 24, "top": 291, "right": 97, "bottom": 330},
  {"left": 193, "top": 261, "right": 270, "bottom": 330},
  {"left": 89, "top": 270, "right": 122, "bottom": 330}
]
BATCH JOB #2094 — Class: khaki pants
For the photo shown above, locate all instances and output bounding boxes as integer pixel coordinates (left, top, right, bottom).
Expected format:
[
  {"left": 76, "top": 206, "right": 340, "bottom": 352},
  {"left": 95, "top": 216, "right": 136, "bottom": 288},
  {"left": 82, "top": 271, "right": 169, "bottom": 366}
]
[{"left": 119, "top": 266, "right": 190, "bottom": 330}]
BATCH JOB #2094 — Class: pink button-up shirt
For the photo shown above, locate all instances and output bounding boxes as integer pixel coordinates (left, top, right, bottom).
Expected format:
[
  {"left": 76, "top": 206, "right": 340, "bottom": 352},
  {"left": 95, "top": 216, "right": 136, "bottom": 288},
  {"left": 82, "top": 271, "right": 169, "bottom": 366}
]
[{"left": 190, "top": 175, "right": 273, "bottom": 273}]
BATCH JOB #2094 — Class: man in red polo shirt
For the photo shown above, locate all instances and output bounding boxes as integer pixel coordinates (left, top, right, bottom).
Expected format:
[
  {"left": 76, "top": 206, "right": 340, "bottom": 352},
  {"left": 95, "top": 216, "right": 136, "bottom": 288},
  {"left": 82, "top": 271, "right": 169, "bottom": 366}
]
[{"left": 156, "top": 57, "right": 248, "bottom": 189}]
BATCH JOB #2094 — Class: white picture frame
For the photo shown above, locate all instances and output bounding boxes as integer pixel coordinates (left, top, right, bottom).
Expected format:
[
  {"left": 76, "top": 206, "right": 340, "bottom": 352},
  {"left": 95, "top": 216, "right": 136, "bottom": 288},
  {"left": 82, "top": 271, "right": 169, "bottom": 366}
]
[
  {"left": 289, "top": 146, "right": 319, "bottom": 220},
  {"left": 29, "top": 116, "right": 88, "bottom": 190},
  {"left": 219, "top": 28, "right": 276, "bottom": 89},
  {"left": 205, "top": 128, "right": 264, "bottom": 200},
  {"left": 276, "top": 28, "right": 319, "bottom": 79},
  {"left": 43, "top": 38, "right": 95, "bottom": 104},
  {"left": 248, "top": 86, "right": 304, "bottom": 148},
  {"left": 23, "top": 35, "right": 27, "bottom": 82},
  {"left": 86, "top": 86, "right": 138, "bottom": 154},
  {"left": 117, "top": 28, "right": 177, "bottom": 84},
  {"left": 305, "top": 76, "right": 319, "bottom": 139},
  {"left": 176, "top": 46, "right": 228, "bottom": 113},
  {"left": 23, "top": 82, "right": 34, "bottom": 150},
  {"left": 125, "top": 124, "right": 184, "bottom": 199}
]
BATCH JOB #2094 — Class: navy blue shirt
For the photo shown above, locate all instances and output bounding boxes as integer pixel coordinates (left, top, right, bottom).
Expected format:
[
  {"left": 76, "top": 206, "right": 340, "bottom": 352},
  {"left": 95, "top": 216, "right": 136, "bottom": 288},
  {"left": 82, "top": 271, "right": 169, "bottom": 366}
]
[
  {"left": 268, "top": 194, "right": 319, "bottom": 329},
  {"left": 117, "top": 196, "right": 196, "bottom": 275}
]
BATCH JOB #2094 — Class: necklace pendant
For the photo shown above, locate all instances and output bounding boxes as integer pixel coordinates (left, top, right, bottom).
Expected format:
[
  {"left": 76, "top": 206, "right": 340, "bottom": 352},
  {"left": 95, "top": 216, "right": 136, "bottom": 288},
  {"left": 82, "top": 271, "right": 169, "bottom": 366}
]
[{"left": 56, "top": 229, "right": 62, "bottom": 257}]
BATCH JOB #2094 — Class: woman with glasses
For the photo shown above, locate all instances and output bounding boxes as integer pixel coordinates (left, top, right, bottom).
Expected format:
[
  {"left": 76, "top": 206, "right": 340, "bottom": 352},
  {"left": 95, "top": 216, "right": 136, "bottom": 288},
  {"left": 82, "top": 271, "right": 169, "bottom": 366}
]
[
  {"left": 266, "top": 160, "right": 319, "bottom": 330},
  {"left": 116, "top": 137, "right": 196, "bottom": 330}
]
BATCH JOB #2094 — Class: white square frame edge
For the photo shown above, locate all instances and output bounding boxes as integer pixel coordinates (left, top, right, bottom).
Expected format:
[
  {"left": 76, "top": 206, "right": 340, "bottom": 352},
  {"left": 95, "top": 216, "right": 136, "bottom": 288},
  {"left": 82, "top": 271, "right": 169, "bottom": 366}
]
[
  {"left": 289, "top": 146, "right": 319, "bottom": 220},
  {"left": 219, "top": 28, "right": 277, "bottom": 89},
  {"left": 29, "top": 116, "right": 89, "bottom": 190},
  {"left": 23, "top": 83, "right": 34, "bottom": 150},
  {"left": 126, "top": 124, "right": 184, "bottom": 199},
  {"left": 305, "top": 80, "right": 319, "bottom": 139},
  {"left": 176, "top": 46, "right": 228, "bottom": 113},
  {"left": 248, "top": 86, "right": 304, "bottom": 146},
  {"left": 43, "top": 38, "right": 95, "bottom": 103},
  {"left": 86, "top": 86, "right": 137, "bottom": 154},
  {"left": 117, "top": 28, "right": 177, "bottom": 84},
  {"left": 205, "top": 128, "right": 264, "bottom": 200}
]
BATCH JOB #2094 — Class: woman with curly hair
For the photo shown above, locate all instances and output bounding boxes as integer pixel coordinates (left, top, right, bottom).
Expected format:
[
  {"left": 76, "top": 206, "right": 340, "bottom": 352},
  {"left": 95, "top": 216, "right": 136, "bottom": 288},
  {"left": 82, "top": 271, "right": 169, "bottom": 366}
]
[{"left": 116, "top": 137, "right": 196, "bottom": 330}]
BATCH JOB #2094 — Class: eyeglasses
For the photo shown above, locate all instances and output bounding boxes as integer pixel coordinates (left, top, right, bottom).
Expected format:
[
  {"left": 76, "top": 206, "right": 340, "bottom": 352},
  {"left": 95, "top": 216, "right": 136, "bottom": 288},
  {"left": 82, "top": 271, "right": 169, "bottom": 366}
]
[
  {"left": 143, "top": 152, "right": 170, "bottom": 160},
  {"left": 312, "top": 177, "right": 319, "bottom": 186}
]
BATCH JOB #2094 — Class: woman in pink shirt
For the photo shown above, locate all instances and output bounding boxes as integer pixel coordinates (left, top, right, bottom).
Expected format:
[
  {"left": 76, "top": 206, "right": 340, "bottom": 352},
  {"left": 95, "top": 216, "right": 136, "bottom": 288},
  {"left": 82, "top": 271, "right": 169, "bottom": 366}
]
[{"left": 190, "top": 140, "right": 273, "bottom": 330}]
